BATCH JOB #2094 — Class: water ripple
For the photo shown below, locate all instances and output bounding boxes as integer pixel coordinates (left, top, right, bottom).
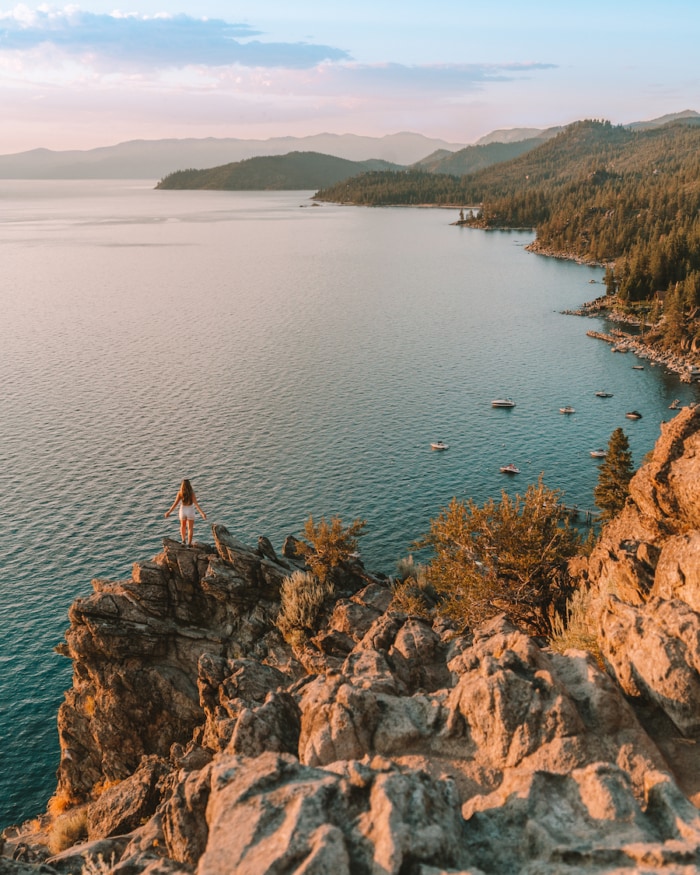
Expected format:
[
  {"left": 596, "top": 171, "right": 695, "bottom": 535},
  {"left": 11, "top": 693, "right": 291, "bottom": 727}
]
[{"left": 1, "top": 183, "right": 697, "bottom": 827}]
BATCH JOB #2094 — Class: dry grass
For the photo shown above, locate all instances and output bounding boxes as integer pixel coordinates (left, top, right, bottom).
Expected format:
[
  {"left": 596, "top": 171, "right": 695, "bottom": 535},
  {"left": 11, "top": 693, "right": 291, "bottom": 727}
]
[
  {"left": 395, "top": 554, "right": 421, "bottom": 581},
  {"left": 47, "top": 807, "right": 88, "bottom": 855},
  {"left": 276, "top": 570, "right": 335, "bottom": 642},
  {"left": 391, "top": 557, "right": 437, "bottom": 618},
  {"left": 81, "top": 853, "right": 116, "bottom": 874},
  {"left": 549, "top": 584, "right": 602, "bottom": 661}
]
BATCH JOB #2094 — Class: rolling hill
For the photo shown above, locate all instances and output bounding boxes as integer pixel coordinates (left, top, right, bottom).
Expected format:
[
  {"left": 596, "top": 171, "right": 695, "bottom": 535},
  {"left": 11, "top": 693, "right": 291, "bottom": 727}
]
[
  {"left": 412, "top": 135, "right": 554, "bottom": 175},
  {"left": 155, "top": 151, "right": 403, "bottom": 191}
]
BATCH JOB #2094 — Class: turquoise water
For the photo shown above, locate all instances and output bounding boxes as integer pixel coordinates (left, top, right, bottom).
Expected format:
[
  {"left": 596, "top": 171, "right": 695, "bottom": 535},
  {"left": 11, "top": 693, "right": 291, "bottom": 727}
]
[{"left": 1, "top": 182, "right": 697, "bottom": 827}]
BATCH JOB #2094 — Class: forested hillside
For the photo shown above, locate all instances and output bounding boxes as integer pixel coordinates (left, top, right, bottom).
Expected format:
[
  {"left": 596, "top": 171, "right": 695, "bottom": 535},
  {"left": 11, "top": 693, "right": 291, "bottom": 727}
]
[
  {"left": 315, "top": 119, "right": 700, "bottom": 352},
  {"left": 156, "top": 151, "right": 401, "bottom": 191},
  {"left": 413, "top": 135, "right": 551, "bottom": 175}
]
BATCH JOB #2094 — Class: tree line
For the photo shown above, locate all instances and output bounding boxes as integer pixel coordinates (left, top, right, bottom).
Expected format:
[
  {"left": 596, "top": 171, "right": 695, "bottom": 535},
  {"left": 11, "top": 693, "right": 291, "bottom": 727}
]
[{"left": 316, "top": 119, "right": 700, "bottom": 352}]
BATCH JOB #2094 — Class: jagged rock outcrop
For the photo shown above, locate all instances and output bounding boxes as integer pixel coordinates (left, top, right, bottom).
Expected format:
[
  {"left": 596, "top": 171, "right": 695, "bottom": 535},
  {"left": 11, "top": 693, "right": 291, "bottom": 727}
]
[
  {"left": 4, "top": 407, "right": 700, "bottom": 873},
  {"left": 585, "top": 408, "right": 700, "bottom": 767}
]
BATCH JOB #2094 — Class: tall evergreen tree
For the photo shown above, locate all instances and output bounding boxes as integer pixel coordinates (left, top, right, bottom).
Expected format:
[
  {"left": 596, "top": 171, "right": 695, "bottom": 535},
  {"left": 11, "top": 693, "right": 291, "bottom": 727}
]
[
  {"left": 594, "top": 428, "right": 634, "bottom": 520},
  {"left": 604, "top": 266, "right": 616, "bottom": 296}
]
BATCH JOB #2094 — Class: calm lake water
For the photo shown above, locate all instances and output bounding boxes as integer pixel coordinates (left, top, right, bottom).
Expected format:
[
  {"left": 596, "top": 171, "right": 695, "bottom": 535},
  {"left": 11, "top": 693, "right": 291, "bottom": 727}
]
[{"left": 1, "top": 181, "right": 697, "bottom": 827}]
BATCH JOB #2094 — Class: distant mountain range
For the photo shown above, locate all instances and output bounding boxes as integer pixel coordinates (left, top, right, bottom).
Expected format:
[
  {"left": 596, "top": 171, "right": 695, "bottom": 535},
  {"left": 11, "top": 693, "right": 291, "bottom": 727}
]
[
  {"left": 1, "top": 111, "right": 697, "bottom": 181},
  {"left": 0, "top": 132, "right": 465, "bottom": 180},
  {"left": 156, "top": 152, "right": 402, "bottom": 191}
]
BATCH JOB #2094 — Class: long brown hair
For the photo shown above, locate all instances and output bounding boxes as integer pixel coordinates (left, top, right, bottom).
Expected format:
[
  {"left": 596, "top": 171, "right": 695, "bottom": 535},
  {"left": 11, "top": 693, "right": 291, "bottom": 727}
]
[{"left": 179, "top": 479, "right": 194, "bottom": 505}]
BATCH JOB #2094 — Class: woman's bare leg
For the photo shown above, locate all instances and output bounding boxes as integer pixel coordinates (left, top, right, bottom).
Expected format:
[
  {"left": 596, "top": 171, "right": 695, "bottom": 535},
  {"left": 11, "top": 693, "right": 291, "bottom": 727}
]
[
  {"left": 187, "top": 519, "right": 194, "bottom": 545},
  {"left": 180, "top": 519, "right": 187, "bottom": 543}
]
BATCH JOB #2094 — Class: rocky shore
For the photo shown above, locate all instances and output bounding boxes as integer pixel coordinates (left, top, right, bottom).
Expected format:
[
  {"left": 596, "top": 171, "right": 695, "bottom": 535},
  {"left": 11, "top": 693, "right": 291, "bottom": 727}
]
[
  {"left": 562, "top": 296, "right": 700, "bottom": 382},
  {"left": 3, "top": 409, "right": 700, "bottom": 874}
]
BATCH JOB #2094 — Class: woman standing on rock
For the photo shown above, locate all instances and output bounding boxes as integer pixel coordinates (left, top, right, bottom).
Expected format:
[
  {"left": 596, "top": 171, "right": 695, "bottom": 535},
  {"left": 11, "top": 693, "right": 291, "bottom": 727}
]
[{"left": 165, "top": 478, "right": 207, "bottom": 546}]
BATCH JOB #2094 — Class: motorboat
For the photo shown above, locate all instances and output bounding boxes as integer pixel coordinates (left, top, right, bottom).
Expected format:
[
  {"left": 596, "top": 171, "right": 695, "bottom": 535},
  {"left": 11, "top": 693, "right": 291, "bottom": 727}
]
[
  {"left": 559, "top": 405, "right": 576, "bottom": 414},
  {"left": 625, "top": 410, "right": 642, "bottom": 419},
  {"left": 590, "top": 448, "right": 607, "bottom": 458},
  {"left": 431, "top": 441, "right": 449, "bottom": 451},
  {"left": 595, "top": 391, "right": 613, "bottom": 398},
  {"left": 491, "top": 398, "right": 516, "bottom": 408},
  {"left": 632, "top": 365, "right": 644, "bottom": 370},
  {"left": 500, "top": 463, "right": 520, "bottom": 474}
]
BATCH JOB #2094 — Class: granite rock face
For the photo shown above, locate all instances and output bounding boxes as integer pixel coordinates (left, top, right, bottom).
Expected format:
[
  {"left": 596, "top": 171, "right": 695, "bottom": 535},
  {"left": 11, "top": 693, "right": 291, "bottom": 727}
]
[
  {"left": 4, "top": 408, "right": 700, "bottom": 874},
  {"left": 588, "top": 408, "right": 700, "bottom": 767}
]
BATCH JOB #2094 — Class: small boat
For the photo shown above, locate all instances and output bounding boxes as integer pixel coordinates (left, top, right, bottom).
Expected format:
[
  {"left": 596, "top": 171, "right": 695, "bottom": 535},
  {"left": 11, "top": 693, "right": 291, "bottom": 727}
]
[
  {"left": 590, "top": 448, "right": 607, "bottom": 458},
  {"left": 625, "top": 410, "right": 642, "bottom": 419},
  {"left": 491, "top": 398, "right": 516, "bottom": 408},
  {"left": 595, "top": 391, "right": 613, "bottom": 398},
  {"left": 632, "top": 365, "right": 644, "bottom": 370},
  {"left": 431, "top": 441, "right": 449, "bottom": 451},
  {"left": 669, "top": 399, "right": 681, "bottom": 409},
  {"left": 500, "top": 463, "right": 520, "bottom": 474},
  {"left": 559, "top": 405, "right": 576, "bottom": 414}
]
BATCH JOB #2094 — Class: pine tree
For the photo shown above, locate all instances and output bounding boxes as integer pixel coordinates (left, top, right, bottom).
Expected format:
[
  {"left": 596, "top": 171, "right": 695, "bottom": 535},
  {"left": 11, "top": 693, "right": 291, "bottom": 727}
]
[
  {"left": 604, "top": 266, "right": 616, "bottom": 296},
  {"left": 594, "top": 428, "right": 634, "bottom": 520}
]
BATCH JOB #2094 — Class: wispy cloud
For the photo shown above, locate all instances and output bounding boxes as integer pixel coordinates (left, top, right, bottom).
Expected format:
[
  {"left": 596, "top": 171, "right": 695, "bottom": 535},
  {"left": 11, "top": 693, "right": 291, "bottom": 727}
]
[
  {"left": 0, "top": 6, "right": 351, "bottom": 71},
  {"left": 0, "top": 5, "right": 563, "bottom": 150},
  {"left": 321, "top": 61, "right": 558, "bottom": 95}
]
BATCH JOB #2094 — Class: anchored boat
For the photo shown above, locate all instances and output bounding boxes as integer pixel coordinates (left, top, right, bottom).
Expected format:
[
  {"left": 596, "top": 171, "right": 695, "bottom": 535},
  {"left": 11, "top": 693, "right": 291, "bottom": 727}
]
[{"left": 430, "top": 441, "right": 449, "bottom": 451}]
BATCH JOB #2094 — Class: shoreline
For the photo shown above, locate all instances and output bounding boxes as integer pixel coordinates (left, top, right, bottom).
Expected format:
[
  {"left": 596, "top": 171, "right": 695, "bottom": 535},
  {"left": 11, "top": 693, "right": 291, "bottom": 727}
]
[{"left": 564, "top": 295, "right": 700, "bottom": 382}]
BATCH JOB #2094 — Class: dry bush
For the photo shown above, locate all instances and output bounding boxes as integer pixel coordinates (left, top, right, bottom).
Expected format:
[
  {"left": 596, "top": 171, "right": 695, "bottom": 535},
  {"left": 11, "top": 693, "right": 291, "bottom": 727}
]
[
  {"left": 276, "top": 570, "right": 335, "bottom": 642},
  {"left": 417, "top": 477, "right": 581, "bottom": 637},
  {"left": 295, "top": 515, "right": 367, "bottom": 581},
  {"left": 47, "top": 807, "right": 88, "bottom": 855},
  {"left": 47, "top": 792, "right": 76, "bottom": 817}
]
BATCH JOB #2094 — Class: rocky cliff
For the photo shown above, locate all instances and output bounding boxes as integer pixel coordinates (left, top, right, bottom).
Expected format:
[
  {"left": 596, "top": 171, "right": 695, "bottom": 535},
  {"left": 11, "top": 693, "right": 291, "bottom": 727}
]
[{"left": 3, "top": 408, "right": 700, "bottom": 875}]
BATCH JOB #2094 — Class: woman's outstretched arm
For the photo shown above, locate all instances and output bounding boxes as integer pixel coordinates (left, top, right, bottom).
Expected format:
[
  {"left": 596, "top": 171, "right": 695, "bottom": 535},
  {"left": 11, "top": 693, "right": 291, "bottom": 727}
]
[{"left": 164, "top": 494, "right": 181, "bottom": 517}]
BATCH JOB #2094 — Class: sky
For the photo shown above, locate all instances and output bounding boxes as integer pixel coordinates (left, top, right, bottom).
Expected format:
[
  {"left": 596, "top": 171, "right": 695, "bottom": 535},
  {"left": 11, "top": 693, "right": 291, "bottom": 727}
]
[{"left": 1, "top": 0, "right": 699, "bottom": 153}]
